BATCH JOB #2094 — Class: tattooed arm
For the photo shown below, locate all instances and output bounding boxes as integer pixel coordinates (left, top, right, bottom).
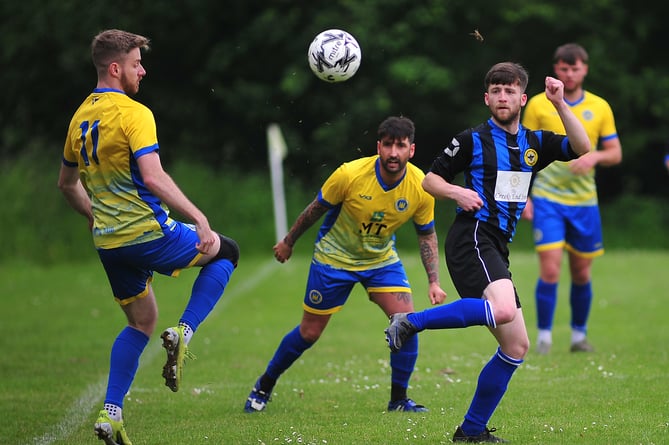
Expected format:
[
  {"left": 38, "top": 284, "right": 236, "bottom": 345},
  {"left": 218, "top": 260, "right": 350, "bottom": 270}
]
[
  {"left": 273, "top": 197, "right": 329, "bottom": 263},
  {"left": 417, "top": 228, "right": 447, "bottom": 305}
]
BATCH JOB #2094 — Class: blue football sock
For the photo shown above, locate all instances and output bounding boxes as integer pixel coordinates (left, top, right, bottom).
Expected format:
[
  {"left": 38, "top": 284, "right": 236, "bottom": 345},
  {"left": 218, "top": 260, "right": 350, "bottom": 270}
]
[
  {"left": 461, "top": 348, "right": 522, "bottom": 436},
  {"left": 105, "top": 326, "right": 149, "bottom": 407},
  {"left": 535, "top": 279, "right": 558, "bottom": 331},
  {"left": 265, "top": 326, "right": 314, "bottom": 380},
  {"left": 180, "top": 259, "right": 234, "bottom": 332},
  {"left": 570, "top": 282, "right": 592, "bottom": 332},
  {"left": 408, "top": 299, "right": 495, "bottom": 330},
  {"left": 390, "top": 333, "right": 418, "bottom": 392}
]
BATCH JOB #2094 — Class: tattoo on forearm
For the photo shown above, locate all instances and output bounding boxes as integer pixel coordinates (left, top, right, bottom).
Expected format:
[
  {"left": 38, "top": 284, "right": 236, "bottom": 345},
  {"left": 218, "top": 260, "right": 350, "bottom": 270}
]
[
  {"left": 285, "top": 199, "right": 327, "bottom": 246},
  {"left": 418, "top": 233, "right": 440, "bottom": 284}
]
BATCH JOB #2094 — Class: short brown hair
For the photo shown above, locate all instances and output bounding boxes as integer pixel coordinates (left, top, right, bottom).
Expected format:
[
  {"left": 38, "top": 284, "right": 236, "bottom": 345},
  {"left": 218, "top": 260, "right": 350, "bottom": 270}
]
[
  {"left": 91, "top": 29, "right": 150, "bottom": 73},
  {"left": 484, "top": 62, "right": 529, "bottom": 92},
  {"left": 553, "top": 43, "right": 588, "bottom": 65}
]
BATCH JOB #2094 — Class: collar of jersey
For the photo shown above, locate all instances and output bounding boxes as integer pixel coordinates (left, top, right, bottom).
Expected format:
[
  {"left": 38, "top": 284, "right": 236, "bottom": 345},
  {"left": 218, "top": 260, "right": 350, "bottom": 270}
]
[
  {"left": 375, "top": 157, "right": 406, "bottom": 191},
  {"left": 564, "top": 91, "right": 586, "bottom": 107},
  {"left": 93, "top": 87, "right": 125, "bottom": 94}
]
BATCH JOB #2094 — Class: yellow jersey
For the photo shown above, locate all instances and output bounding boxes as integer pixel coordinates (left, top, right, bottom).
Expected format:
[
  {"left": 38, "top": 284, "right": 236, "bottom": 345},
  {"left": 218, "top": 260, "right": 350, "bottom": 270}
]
[
  {"left": 522, "top": 91, "right": 618, "bottom": 205},
  {"left": 62, "top": 88, "right": 172, "bottom": 249},
  {"left": 313, "top": 155, "right": 435, "bottom": 270}
]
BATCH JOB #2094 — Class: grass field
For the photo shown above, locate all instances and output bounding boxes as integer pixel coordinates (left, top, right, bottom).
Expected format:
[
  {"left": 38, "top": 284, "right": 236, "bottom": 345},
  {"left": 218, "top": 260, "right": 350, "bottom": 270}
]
[{"left": 2, "top": 250, "right": 667, "bottom": 444}]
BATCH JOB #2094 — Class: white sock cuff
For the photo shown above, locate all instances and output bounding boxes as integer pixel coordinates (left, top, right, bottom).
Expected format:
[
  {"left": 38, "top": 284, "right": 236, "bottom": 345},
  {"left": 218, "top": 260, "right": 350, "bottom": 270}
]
[
  {"left": 179, "top": 322, "right": 194, "bottom": 345},
  {"left": 484, "top": 300, "right": 496, "bottom": 328},
  {"left": 103, "top": 403, "right": 122, "bottom": 421}
]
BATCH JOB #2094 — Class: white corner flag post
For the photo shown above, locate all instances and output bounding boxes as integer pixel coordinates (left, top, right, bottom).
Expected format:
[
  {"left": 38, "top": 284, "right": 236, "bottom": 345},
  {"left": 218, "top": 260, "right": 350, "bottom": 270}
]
[{"left": 267, "top": 123, "right": 288, "bottom": 243}]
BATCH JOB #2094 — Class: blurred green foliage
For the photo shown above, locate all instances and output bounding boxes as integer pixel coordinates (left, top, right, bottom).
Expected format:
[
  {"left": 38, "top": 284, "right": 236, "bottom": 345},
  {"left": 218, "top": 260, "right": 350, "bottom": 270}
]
[
  {"left": 2, "top": 0, "right": 669, "bottom": 199},
  {"left": 1, "top": 1, "right": 668, "bottom": 264}
]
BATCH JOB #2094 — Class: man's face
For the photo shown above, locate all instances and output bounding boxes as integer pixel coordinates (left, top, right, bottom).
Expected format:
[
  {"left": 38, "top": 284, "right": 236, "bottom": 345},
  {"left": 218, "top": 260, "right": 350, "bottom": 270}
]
[
  {"left": 485, "top": 82, "right": 527, "bottom": 126},
  {"left": 118, "top": 47, "right": 146, "bottom": 96},
  {"left": 377, "top": 136, "right": 414, "bottom": 176},
  {"left": 553, "top": 59, "right": 588, "bottom": 94}
]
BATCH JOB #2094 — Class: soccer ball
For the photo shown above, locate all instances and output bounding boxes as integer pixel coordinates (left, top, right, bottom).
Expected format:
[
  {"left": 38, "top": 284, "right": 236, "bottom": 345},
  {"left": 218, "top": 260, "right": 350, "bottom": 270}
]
[{"left": 307, "top": 29, "right": 362, "bottom": 83}]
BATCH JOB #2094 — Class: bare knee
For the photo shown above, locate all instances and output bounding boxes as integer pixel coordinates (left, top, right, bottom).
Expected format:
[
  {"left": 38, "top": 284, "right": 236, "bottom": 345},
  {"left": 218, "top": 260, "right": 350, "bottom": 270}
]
[
  {"left": 498, "top": 332, "right": 530, "bottom": 359},
  {"left": 129, "top": 318, "right": 157, "bottom": 337},
  {"left": 493, "top": 304, "right": 517, "bottom": 325},
  {"left": 299, "top": 312, "right": 330, "bottom": 343},
  {"left": 299, "top": 325, "right": 323, "bottom": 343},
  {"left": 513, "top": 335, "right": 530, "bottom": 358},
  {"left": 122, "top": 296, "right": 158, "bottom": 337},
  {"left": 570, "top": 267, "right": 591, "bottom": 285},
  {"left": 539, "top": 251, "right": 563, "bottom": 282}
]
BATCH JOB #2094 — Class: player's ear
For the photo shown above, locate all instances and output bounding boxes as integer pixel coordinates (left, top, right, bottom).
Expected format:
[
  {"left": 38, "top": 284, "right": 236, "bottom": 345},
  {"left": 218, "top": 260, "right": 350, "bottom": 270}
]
[{"left": 108, "top": 62, "right": 120, "bottom": 78}]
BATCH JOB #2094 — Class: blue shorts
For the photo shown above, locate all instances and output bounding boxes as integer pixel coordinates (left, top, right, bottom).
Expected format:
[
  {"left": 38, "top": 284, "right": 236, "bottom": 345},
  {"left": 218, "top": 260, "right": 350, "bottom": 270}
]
[
  {"left": 97, "top": 221, "right": 203, "bottom": 304},
  {"left": 531, "top": 196, "right": 604, "bottom": 257},
  {"left": 303, "top": 260, "right": 411, "bottom": 315}
]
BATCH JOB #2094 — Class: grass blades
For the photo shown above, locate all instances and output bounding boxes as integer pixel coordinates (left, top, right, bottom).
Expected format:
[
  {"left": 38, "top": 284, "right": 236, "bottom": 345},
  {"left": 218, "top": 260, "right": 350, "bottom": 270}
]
[{"left": 1, "top": 250, "right": 667, "bottom": 444}]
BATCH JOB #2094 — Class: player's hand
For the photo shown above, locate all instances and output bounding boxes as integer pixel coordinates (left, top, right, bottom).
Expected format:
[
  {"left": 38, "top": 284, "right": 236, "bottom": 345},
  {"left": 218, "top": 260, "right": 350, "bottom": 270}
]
[
  {"left": 569, "top": 151, "right": 597, "bottom": 175},
  {"left": 544, "top": 76, "right": 565, "bottom": 103},
  {"left": 428, "top": 281, "right": 447, "bottom": 305},
  {"left": 273, "top": 239, "right": 293, "bottom": 263},
  {"left": 521, "top": 197, "right": 533, "bottom": 221},
  {"left": 195, "top": 224, "right": 217, "bottom": 254},
  {"left": 455, "top": 188, "right": 483, "bottom": 212}
]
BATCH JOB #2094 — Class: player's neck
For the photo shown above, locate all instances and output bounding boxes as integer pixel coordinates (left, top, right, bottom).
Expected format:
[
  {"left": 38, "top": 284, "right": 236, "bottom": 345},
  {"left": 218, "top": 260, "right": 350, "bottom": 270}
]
[
  {"left": 564, "top": 87, "right": 584, "bottom": 104},
  {"left": 491, "top": 117, "right": 520, "bottom": 135},
  {"left": 379, "top": 168, "right": 406, "bottom": 186},
  {"left": 96, "top": 77, "right": 122, "bottom": 91}
]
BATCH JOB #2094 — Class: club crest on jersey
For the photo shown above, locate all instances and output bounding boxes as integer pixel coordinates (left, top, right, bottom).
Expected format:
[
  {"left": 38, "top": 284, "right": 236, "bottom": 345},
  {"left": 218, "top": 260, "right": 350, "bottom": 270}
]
[
  {"left": 524, "top": 149, "right": 538, "bottom": 166},
  {"left": 308, "top": 289, "right": 323, "bottom": 305},
  {"left": 395, "top": 198, "right": 409, "bottom": 212}
]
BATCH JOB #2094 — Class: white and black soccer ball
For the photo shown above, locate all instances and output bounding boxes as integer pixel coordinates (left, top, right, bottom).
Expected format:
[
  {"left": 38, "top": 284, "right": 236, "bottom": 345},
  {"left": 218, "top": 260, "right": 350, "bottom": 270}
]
[{"left": 307, "top": 29, "right": 361, "bottom": 83}]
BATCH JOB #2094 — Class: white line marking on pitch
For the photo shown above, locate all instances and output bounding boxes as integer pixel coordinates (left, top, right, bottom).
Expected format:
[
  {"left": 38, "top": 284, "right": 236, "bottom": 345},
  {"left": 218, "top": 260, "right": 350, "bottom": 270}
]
[{"left": 27, "top": 260, "right": 277, "bottom": 445}]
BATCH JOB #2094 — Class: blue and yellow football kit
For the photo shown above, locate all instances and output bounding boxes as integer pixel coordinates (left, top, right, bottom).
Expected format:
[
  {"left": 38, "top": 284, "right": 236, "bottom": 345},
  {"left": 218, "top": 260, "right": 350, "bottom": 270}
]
[
  {"left": 63, "top": 88, "right": 171, "bottom": 249},
  {"left": 304, "top": 155, "right": 435, "bottom": 314},
  {"left": 524, "top": 91, "right": 617, "bottom": 206},
  {"left": 523, "top": 91, "right": 617, "bottom": 255},
  {"left": 62, "top": 88, "right": 204, "bottom": 303}
]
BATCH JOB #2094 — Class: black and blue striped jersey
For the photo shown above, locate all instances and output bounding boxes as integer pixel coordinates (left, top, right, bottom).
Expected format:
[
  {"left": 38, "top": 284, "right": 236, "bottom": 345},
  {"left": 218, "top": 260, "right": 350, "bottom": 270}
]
[{"left": 430, "top": 118, "right": 578, "bottom": 241}]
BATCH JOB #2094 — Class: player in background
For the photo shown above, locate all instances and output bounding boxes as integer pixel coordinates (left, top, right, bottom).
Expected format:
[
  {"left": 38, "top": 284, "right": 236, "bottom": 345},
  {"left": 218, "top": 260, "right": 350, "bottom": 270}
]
[
  {"left": 58, "top": 29, "right": 239, "bottom": 445},
  {"left": 385, "top": 62, "right": 591, "bottom": 442},
  {"left": 664, "top": 149, "right": 669, "bottom": 173},
  {"left": 244, "top": 116, "right": 447, "bottom": 414},
  {"left": 522, "top": 43, "right": 622, "bottom": 354}
]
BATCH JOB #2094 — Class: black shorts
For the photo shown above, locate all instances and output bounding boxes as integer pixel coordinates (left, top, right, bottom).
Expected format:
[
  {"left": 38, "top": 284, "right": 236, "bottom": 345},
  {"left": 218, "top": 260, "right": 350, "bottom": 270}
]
[{"left": 444, "top": 214, "right": 521, "bottom": 308}]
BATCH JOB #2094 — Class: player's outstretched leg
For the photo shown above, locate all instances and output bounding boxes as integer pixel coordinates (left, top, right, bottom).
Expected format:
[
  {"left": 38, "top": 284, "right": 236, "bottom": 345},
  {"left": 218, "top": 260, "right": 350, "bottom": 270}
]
[{"left": 385, "top": 313, "right": 418, "bottom": 353}]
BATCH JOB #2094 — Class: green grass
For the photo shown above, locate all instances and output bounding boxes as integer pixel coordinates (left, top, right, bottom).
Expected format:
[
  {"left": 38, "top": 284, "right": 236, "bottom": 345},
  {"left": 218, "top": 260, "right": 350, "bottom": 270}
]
[{"left": 2, "top": 251, "right": 668, "bottom": 444}]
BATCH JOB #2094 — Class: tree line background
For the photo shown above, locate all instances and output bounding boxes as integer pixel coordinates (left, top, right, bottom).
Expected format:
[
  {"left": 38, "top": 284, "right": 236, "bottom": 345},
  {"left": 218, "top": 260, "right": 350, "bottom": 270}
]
[{"left": 2, "top": 0, "right": 669, "bottom": 255}]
